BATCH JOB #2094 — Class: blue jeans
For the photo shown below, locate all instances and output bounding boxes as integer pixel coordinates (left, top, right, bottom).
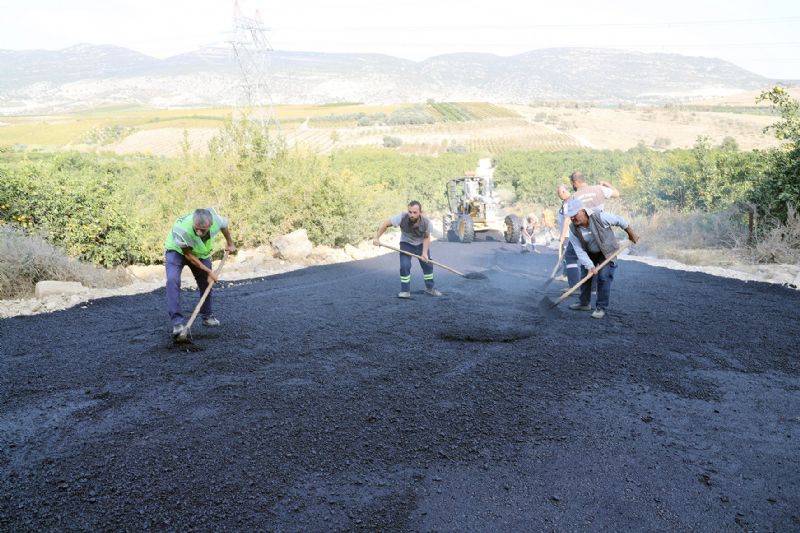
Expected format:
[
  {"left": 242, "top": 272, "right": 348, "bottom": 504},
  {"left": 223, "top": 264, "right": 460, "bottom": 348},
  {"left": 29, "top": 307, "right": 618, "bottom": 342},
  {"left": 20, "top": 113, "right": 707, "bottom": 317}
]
[
  {"left": 165, "top": 250, "right": 213, "bottom": 325},
  {"left": 579, "top": 252, "right": 616, "bottom": 310},
  {"left": 400, "top": 242, "right": 434, "bottom": 292}
]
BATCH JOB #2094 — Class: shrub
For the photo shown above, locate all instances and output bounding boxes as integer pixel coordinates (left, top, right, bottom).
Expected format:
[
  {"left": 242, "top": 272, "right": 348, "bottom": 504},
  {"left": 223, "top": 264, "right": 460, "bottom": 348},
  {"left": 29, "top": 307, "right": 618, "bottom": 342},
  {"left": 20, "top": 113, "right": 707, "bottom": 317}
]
[
  {"left": 0, "top": 225, "right": 127, "bottom": 298},
  {"left": 447, "top": 144, "right": 467, "bottom": 154},
  {"left": 383, "top": 136, "right": 402, "bottom": 148},
  {"left": 0, "top": 152, "right": 144, "bottom": 266},
  {"left": 752, "top": 205, "right": 800, "bottom": 264},
  {"left": 653, "top": 137, "right": 671, "bottom": 149}
]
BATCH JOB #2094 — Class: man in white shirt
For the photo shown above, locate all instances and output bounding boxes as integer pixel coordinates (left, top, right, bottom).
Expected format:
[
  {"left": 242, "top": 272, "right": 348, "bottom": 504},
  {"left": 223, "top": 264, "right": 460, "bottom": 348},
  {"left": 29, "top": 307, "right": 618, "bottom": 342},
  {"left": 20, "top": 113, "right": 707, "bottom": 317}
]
[{"left": 565, "top": 199, "right": 639, "bottom": 319}]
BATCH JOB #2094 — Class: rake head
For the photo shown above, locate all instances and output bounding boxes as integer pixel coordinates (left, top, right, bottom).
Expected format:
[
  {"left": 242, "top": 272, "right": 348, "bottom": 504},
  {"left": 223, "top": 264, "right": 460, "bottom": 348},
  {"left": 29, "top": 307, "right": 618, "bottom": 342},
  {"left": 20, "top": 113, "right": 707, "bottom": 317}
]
[
  {"left": 538, "top": 295, "right": 563, "bottom": 318},
  {"left": 173, "top": 326, "right": 193, "bottom": 344}
]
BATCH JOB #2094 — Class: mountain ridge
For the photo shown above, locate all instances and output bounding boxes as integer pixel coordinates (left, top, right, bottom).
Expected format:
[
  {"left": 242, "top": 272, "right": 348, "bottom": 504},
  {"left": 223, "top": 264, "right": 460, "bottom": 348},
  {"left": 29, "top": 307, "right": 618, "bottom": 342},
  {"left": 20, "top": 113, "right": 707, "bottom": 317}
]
[{"left": 0, "top": 44, "right": 776, "bottom": 114}]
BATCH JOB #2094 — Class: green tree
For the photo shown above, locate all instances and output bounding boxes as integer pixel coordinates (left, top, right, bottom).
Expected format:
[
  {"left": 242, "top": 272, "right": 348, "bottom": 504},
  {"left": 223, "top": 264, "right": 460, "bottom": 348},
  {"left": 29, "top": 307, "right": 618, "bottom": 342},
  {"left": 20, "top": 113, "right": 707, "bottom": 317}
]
[{"left": 752, "top": 86, "right": 800, "bottom": 222}]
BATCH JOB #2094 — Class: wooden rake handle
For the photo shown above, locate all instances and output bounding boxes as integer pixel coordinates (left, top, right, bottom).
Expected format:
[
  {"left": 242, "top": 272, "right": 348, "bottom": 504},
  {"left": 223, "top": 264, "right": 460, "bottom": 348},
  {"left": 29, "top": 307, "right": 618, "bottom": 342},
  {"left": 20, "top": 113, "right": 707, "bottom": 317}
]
[
  {"left": 554, "top": 240, "right": 632, "bottom": 305},
  {"left": 548, "top": 242, "right": 566, "bottom": 279},
  {"left": 184, "top": 251, "right": 229, "bottom": 331},
  {"left": 377, "top": 242, "right": 466, "bottom": 277}
]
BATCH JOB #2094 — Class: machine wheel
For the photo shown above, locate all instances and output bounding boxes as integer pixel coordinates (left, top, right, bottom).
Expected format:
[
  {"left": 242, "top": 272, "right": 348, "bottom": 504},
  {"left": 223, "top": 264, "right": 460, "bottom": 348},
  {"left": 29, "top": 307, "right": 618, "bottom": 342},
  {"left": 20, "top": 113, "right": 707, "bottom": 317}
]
[
  {"left": 454, "top": 215, "right": 475, "bottom": 243},
  {"left": 504, "top": 214, "right": 522, "bottom": 243},
  {"left": 443, "top": 216, "right": 457, "bottom": 242}
]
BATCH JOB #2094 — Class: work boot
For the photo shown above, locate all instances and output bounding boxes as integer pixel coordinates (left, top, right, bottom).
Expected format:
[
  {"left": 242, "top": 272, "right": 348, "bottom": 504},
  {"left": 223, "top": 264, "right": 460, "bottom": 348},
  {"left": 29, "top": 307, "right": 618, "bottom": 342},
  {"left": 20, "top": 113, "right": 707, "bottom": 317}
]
[
  {"left": 591, "top": 308, "right": 606, "bottom": 319},
  {"left": 568, "top": 303, "right": 592, "bottom": 311},
  {"left": 397, "top": 291, "right": 411, "bottom": 299},
  {"left": 424, "top": 287, "right": 443, "bottom": 297},
  {"left": 202, "top": 316, "right": 220, "bottom": 327},
  {"left": 172, "top": 324, "right": 185, "bottom": 338}
]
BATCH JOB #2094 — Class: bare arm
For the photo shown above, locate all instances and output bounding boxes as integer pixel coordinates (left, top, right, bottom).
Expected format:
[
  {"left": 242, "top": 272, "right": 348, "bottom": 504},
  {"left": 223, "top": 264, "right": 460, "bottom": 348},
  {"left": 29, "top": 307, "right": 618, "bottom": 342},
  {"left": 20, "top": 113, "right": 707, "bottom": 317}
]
[
  {"left": 373, "top": 219, "right": 392, "bottom": 246},
  {"left": 421, "top": 234, "right": 431, "bottom": 262},
  {"left": 183, "top": 248, "right": 217, "bottom": 283},
  {"left": 599, "top": 180, "right": 620, "bottom": 198},
  {"left": 624, "top": 226, "right": 640, "bottom": 244},
  {"left": 220, "top": 227, "right": 236, "bottom": 252}
]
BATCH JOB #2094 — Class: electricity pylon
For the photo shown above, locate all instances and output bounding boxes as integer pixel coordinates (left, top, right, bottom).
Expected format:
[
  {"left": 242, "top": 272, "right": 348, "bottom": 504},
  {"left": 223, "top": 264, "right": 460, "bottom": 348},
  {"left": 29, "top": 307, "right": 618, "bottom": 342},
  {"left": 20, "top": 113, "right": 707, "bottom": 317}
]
[{"left": 229, "top": 0, "right": 280, "bottom": 135}]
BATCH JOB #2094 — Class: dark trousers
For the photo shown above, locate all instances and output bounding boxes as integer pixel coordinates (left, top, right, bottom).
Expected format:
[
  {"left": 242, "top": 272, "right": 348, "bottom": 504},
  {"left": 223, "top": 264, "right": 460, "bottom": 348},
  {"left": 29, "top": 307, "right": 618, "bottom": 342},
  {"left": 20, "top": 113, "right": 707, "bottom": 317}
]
[
  {"left": 564, "top": 241, "right": 597, "bottom": 293},
  {"left": 400, "top": 242, "right": 434, "bottom": 291},
  {"left": 564, "top": 242, "right": 581, "bottom": 287},
  {"left": 165, "top": 250, "right": 212, "bottom": 326},
  {"left": 579, "top": 251, "right": 616, "bottom": 310}
]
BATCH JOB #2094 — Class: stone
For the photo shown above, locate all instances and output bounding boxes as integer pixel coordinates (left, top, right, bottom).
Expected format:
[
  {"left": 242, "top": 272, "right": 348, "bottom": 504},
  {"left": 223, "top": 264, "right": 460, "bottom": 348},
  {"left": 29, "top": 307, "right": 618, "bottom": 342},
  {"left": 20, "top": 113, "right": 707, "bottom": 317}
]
[
  {"left": 233, "top": 250, "right": 254, "bottom": 264},
  {"left": 272, "top": 229, "right": 313, "bottom": 261},
  {"left": 344, "top": 244, "right": 369, "bottom": 261},
  {"left": 35, "top": 281, "right": 86, "bottom": 299}
]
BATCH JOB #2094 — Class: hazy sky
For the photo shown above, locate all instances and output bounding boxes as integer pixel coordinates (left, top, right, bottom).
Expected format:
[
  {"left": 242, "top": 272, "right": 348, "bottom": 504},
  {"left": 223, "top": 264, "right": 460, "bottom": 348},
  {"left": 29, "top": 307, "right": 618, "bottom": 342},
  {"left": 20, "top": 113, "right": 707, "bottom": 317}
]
[{"left": 1, "top": 0, "right": 799, "bottom": 79}]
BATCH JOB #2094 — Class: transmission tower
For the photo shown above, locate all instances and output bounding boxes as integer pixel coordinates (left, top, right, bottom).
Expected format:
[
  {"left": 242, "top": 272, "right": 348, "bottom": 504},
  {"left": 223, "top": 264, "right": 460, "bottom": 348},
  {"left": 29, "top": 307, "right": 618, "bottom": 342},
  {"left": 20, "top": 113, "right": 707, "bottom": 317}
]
[{"left": 229, "top": 0, "right": 280, "bottom": 134}]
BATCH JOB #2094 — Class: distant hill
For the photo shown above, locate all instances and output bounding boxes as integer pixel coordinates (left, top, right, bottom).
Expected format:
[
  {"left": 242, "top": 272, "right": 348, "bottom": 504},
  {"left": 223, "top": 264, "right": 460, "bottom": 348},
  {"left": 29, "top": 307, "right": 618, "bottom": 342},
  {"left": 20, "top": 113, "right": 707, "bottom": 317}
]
[{"left": 0, "top": 44, "right": 774, "bottom": 114}]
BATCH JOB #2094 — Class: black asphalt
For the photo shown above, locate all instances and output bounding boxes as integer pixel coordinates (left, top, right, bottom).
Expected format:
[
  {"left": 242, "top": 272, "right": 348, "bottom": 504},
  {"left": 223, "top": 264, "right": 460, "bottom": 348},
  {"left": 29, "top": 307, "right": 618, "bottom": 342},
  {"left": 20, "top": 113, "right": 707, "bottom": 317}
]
[{"left": 1, "top": 241, "right": 799, "bottom": 531}]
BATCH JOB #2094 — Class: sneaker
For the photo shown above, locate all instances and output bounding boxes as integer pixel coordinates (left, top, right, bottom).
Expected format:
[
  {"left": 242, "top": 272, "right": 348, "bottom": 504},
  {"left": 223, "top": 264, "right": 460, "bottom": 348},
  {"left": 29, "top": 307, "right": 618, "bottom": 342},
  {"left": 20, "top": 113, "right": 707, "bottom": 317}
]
[
  {"left": 568, "top": 303, "right": 592, "bottom": 311},
  {"left": 520, "top": 248, "right": 530, "bottom": 254},
  {"left": 591, "top": 308, "right": 606, "bottom": 319},
  {"left": 172, "top": 324, "right": 185, "bottom": 338},
  {"left": 202, "top": 316, "right": 220, "bottom": 327},
  {"left": 397, "top": 291, "right": 411, "bottom": 299},
  {"left": 424, "top": 287, "right": 443, "bottom": 297}
]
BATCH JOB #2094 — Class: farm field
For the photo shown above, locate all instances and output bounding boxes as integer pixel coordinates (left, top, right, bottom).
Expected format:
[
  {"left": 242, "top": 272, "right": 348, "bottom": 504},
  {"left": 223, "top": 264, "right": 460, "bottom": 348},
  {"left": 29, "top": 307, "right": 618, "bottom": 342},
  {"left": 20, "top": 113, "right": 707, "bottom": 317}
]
[
  {"left": 507, "top": 102, "right": 781, "bottom": 151},
  {"left": 0, "top": 96, "right": 785, "bottom": 156}
]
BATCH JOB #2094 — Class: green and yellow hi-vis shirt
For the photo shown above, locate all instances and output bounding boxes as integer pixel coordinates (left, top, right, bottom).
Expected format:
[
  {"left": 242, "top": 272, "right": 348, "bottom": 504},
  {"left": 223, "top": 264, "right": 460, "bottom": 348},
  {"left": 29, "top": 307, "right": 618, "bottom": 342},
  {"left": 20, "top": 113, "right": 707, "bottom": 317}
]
[{"left": 164, "top": 208, "right": 228, "bottom": 259}]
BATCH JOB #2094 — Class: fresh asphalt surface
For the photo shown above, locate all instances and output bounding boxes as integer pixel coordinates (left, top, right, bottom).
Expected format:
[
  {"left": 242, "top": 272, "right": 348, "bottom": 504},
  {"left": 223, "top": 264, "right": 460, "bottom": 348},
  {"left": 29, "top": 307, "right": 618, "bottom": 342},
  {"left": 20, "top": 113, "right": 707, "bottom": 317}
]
[{"left": 1, "top": 240, "right": 799, "bottom": 531}]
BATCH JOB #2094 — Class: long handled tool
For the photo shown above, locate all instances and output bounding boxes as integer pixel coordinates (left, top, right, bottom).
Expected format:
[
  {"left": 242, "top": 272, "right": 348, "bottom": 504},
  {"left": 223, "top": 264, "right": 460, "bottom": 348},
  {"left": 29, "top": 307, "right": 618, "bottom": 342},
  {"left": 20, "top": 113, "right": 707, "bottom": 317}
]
[
  {"left": 175, "top": 251, "right": 229, "bottom": 343},
  {"left": 539, "top": 242, "right": 566, "bottom": 291},
  {"left": 539, "top": 240, "right": 632, "bottom": 317},
  {"left": 378, "top": 242, "right": 487, "bottom": 280}
]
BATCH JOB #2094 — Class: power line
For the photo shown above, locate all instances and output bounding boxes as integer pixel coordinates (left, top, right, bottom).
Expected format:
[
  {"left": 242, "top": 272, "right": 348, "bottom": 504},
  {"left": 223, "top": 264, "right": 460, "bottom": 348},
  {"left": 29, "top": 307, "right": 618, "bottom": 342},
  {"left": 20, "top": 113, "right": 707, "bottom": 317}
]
[{"left": 277, "top": 16, "right": 800, "bottom": 32}]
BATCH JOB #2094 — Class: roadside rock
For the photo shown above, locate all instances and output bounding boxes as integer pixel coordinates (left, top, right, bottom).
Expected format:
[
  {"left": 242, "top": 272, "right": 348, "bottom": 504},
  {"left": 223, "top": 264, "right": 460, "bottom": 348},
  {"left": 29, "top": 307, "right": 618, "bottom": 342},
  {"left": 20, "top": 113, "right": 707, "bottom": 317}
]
[
  {"left": 272, "top": 230, "right": 313, "bottom": 261},
  {"left": 232, "top": 245, "right": 274, "bottom": 266}
]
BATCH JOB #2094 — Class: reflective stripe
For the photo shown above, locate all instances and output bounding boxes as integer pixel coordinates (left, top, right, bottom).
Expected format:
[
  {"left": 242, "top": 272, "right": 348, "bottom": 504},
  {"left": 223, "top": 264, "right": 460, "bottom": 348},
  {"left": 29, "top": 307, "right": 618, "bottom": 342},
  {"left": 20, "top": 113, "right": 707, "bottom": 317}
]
[
  {"left": 566, "top": 263, "right": 579, "bottom": 268},
  {"left": 423, "top": 274, "right": 434, "bottom": 280},
  {"left": 172, "top": 227, "right": 193, "bottom": 248},
  {"left": 400, "top": 276, "right": 411, "bottom": 281},
  {"left": 207, "top": 207, "right": 228, "bottom": 229}
]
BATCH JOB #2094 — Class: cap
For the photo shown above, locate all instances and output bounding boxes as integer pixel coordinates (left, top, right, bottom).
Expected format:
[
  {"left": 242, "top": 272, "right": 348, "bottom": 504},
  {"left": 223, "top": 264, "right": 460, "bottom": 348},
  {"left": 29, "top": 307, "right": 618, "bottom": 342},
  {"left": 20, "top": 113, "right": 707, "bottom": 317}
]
[{"left": 565, "top": 198, "right": 584, "bottom": 217}]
